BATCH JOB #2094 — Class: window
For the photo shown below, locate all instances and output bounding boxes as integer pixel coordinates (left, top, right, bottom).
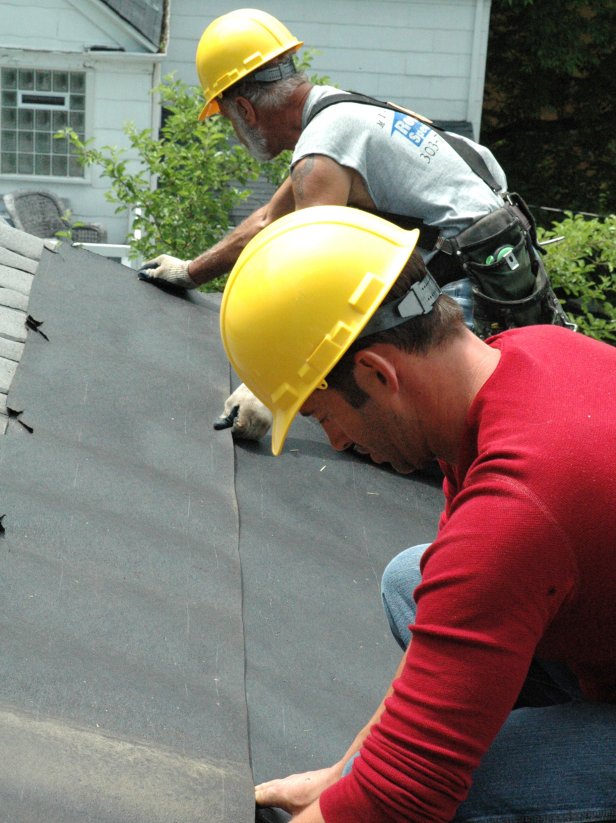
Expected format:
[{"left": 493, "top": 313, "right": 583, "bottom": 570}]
[{"left": 0, "top": 68, "right": 86, "bottom": 177}]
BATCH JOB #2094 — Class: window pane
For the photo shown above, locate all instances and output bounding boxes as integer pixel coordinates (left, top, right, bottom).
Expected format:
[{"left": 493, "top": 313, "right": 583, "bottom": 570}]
[
  {"left": 2, "top": 90, "right": 17, "bottom": 106},
  {"left": 2, "top": 108, "right": 17, "bottom": 127},
  {"left": 35, "top": 132, "right": 51, "bottom": 152},
  {"left": 69, "top": 111, "right": 84, "bottom": 131},
  {"left": 52, "top": 110, "right": 68, "bottom": 130},
  {"left": 52, "top": 135, "right": 68, "bottom": 154},
  {"left": 1, "top": 153, "right": 17, "bottom": 173},
  {"left": 68, "top": 157, "right": 83, "bottom": 177},
  {"left": 2, "top": 130, "right": 17, "bottom": 151},
  {"left": 18, "top": 132, "right": 34, "bottom": 152},
  {"left": 35, "top": 154, "right": 51, "bottom": 175},
  {"left": 35, "top": 110, "right": 51, "bottom": 129},
  {"left": 2, "top": 69, "right": 17, "bottom": 89},
  {"left": 18, "top": 109, "right": 34, "bottom": 128},
  {"left": 18, "top": 70, "right": 34, "bottom": 90},
  {"left": 70, "top": 94, "right": 85, "bottom": 112},
  {"left": 35, "top": 71, "right": 52, "bottom": 91},
  {"left": 52, "top": 72, "right": 69, "bottom": 92},
  {"left": 18, "top": 154, "right": 34, "bottom": 173},
  {"left": 70, "top": 73, "right": 85, "bottom": 93},
  {"left": 52, "top": 155, "right": 68, "bottom": 175}
]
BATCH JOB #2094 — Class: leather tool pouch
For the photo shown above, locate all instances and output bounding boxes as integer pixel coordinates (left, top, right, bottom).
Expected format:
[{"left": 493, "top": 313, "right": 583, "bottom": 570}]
[
  {"left": 448, "top": 199, "right": 570, "bottom": 337},
  {"left": 455, "top": 206, "right": 542, "bottom": 335}
]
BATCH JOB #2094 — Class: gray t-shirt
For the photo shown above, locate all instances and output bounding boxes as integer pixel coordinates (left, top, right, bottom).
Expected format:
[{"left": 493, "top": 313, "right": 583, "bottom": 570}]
[{"left": 293, "top": 86, "right": 508, "bottom": 243}]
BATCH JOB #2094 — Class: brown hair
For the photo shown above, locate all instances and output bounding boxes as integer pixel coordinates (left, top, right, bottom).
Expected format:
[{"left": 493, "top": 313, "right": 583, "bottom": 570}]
[{"left": 325, "top": 249, "right": 465, "bottom": 407}]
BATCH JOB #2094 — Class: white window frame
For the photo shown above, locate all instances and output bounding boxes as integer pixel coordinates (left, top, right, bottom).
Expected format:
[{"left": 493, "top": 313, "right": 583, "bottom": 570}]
[{"left": 0, "top": 62, "right": 93, "bottom": 184}]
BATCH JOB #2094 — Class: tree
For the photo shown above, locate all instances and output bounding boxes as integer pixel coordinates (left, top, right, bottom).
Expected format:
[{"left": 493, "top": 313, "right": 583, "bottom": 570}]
[
  {"left": 481, "top": 0, "right": 616, "bottom": 221},
  {"left": 59, "top": 52, "right": 328, "bottom": 291},
  {"left": 61, "top": 75, "right": 261, "bottom": 290}
]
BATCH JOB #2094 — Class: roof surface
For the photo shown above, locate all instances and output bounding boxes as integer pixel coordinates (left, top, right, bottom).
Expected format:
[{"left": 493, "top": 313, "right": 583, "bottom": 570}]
[
  {"left": 0, "top": 224, "right": 443, "bottom": 820},
  {"left": 100, "top": 0, "right": 165, "bottom": 48}
]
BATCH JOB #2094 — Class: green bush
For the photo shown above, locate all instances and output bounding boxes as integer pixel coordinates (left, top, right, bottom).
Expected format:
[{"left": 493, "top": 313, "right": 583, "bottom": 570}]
[
  {"left": 539, "top": 214, "right": 616, "bottom": 343},
  {"left": 58, "top": 53, "right": 329, "bottom": 291},
  {"left": 482, "top": 0, "right": 616, "bottom": 217},
  {"left": 60, "top": 75, "right": 264, "bottom": 290}
]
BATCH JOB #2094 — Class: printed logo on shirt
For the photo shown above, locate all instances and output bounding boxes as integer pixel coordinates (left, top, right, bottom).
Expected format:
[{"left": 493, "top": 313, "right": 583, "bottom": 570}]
[{"left": 391, "top": 111, "right": 432, "bottom": 146}]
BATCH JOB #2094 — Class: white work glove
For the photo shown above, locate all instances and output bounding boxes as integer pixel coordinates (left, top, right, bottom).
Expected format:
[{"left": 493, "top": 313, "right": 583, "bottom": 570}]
[
  {"left": 138, "top": 254, "right": 197, "bottom": 289},
  {"left": 214, "top": 383, "right": 273, "bottom": 441}
]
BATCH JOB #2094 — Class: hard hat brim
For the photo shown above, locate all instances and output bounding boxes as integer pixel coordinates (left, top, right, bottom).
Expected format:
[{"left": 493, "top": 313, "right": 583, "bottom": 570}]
[
  {"left": 271, "top": 409, "right": 295, "bottom": 457},
  {"left": 269, "top": 229, "right": 420, "bottom": 457},
  {"left": 198, "top": 99, "right": 220, "bottom": 120}
]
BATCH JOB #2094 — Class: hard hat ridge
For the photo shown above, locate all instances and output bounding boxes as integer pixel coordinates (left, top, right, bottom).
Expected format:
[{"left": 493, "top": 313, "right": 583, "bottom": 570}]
[{"left": 358, "top": 272, "right": 441, "bottom": 339}]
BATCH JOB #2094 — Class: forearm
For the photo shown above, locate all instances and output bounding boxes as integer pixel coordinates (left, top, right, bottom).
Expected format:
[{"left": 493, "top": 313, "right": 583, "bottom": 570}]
[
  {"left": 292, "top": 652, "right": 406, "bottom": 822},
  {"left": 293, "top": 799, "right": 326, "bottom": 823},
  {"left": 187, "top": 175, "right": 296, "bottom": 286},
  {"left": 337, "top": 650, "right": 407, "bottom": 769},
  {"left": 253, "top": 704, "right": 386, "bottom": 818},
  {"left": 187, "top": 206, "right": 268, "bottom": 285},
  {"left": 254, "top": 653, "right": 407, "bottom": 818}
]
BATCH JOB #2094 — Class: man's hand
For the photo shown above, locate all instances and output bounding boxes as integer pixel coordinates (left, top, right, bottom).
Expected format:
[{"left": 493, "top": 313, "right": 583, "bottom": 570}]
[
  {"left": 255, "top": 765, "right": 340, "bottom": 816},
  {"left": 214, "top": 383, "right": 273, "bottom": 441},
  {"left": 138, "top": 255, "right": 197, "bottom": 289}
]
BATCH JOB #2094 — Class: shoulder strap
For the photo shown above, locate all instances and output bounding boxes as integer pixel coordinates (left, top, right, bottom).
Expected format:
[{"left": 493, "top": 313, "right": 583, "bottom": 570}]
[{"left": 305, "top": 91, "right": 502, "bottom": 194}]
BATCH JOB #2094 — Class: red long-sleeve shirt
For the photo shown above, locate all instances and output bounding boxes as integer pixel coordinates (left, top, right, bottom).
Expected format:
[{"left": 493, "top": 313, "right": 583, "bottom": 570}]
[{"left": 321, "top": 326, "right": 616, "bottom": 822}]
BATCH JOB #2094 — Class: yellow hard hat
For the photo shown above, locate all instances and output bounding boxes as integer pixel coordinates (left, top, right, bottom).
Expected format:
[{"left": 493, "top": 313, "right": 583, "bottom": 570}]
[
  {"left": 220, "top": 206, "right": 420, "bottom": 455},
  {"left": 195, "top": 8, "right": 303, "bottom": 120}
]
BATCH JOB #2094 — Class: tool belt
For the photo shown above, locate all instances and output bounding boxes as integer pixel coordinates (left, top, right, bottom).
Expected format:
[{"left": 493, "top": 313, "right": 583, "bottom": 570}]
[
  {"left": 425, "top": 194, "right": 574, "bottom": 338},
  {"left": 304, "top": 92, "right": 574, "bottom": 337}
]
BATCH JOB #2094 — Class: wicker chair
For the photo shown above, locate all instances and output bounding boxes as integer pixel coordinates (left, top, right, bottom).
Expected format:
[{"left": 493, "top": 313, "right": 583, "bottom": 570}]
[{"left": 3, "top": 189, "right": 107, "bottom": 243}]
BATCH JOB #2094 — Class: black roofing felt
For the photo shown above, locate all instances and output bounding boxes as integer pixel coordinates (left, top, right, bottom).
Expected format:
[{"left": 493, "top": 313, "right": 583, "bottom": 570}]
[
  {"left": 0, "top": 226, "right": 443, "bottom": 819},
  {"left": 0, "top": 233, "right": 251, "bottom": 820},
  {"left": 100, "top": 0, "right": 165, "bottom": 48}
]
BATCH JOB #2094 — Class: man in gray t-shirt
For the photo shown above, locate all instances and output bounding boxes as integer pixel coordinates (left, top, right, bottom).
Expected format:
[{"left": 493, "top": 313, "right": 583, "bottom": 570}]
[
  {"left": 295, "top": 85, "right": 507, "bottom": 242},
  {"left": 140, "top": 9, "right": 561, "bottom": 445}
]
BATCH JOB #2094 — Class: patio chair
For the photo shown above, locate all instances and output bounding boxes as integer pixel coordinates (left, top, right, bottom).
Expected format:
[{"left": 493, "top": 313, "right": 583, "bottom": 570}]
[{"left": 3, "top": 189, "right": 107, "bottom": 243}]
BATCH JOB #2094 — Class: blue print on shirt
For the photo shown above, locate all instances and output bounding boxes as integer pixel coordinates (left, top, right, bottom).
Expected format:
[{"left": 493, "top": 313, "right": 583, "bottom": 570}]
[{"left": 391, "top": 111, "right": 432, "bottom": 146}]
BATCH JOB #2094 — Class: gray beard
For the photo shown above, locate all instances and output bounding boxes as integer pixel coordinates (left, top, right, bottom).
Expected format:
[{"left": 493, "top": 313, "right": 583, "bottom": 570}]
[{"left": 230, "top": 111, "right": 272, "bottom": 162}]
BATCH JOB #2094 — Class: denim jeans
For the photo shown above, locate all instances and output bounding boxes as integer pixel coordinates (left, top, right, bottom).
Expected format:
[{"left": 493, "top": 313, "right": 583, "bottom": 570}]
[{"left": 374, "top": 545, "right": 616, "bottom": 822}]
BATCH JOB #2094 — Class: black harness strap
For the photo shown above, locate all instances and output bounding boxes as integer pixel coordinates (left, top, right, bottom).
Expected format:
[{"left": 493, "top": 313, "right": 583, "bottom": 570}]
[
  {"left": 359, "top": 208, "right": 442, "bottom": 249},
  {"left": 303, "top": 92, "right": 568, "bottom": 331},
  {"left": 303, "top": 91, "right": 504, "bottom": 262},
  {"left": 304, "top": 91, "right": 503, "bottom": 194}
]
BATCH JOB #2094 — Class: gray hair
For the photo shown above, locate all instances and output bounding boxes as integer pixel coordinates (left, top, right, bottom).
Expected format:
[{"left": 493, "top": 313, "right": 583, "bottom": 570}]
[{"left": 221, "top": 55, "right": 308, "bottom": 111}]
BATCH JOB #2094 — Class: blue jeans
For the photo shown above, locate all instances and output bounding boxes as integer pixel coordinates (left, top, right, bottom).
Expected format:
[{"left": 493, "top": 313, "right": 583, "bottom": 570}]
[{"left": 371, "top": 545, "right": 616, "bottom": 822}]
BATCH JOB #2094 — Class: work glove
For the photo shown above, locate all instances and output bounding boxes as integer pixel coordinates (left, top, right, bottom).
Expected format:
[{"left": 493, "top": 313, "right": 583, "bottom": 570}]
[
  {"left": 214, "top": 383, "right": 273, "bottom": 441},
  {"left": 138, "top": 255, "right": 197, "bottom": 289}
]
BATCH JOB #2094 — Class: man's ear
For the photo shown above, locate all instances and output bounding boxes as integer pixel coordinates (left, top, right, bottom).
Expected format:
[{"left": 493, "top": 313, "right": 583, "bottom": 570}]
[
  {"left": 352, "top": 349, "right": 400, "bottom": 395},
  {"left": 235, "top": 96, "right": 257, "bottom": 125}
]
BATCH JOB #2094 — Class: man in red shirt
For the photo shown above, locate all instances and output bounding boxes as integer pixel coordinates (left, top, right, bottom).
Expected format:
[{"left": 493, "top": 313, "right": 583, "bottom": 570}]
[{"left": 220, "top": 206, "right": 616, "bottom": 822}]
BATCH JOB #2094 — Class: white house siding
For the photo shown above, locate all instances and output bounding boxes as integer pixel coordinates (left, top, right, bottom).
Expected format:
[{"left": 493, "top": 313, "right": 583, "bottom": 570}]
[
  {"left": 164, "top": 0, "right": 491, "bottom": 137},
  {"left": 0, "top": 0, "right": 492, "bottom": 244},
  {"left": 0, "top": 0, "right": 163, "bottom": 243}
]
